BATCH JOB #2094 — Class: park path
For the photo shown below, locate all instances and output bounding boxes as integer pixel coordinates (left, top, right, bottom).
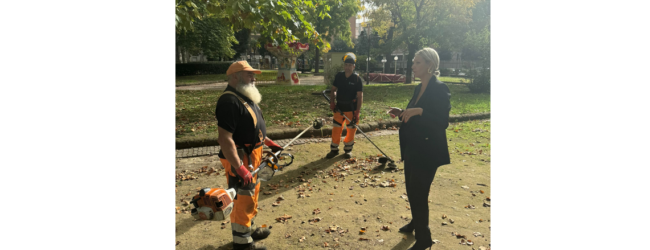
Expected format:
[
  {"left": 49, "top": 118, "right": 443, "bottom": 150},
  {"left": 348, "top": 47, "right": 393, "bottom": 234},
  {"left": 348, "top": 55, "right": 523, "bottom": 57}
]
[{"left": 176, "top": 75, "right": 326, "bottom": 91}]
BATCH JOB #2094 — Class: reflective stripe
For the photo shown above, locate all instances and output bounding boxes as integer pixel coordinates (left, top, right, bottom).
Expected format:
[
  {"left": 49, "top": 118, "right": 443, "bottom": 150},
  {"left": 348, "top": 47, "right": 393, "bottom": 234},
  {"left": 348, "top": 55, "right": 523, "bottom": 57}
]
[
  {"left": 233, "top": 235, "right": 253, "bottom": 244},
  {"left": 330, "top": 143, "right": 339, "bottom": 148},
  {"left": 346, "top": 124, "right": 356, "bottom": 129},
  {"left": 344, "top": 141, "right": 355, "bottom": 146},
  {"left": 232, "top": 222, "right": 251, "bottom": 233},
  {"left": 332, "top": 122, "right": 342, "bottom": 128}
]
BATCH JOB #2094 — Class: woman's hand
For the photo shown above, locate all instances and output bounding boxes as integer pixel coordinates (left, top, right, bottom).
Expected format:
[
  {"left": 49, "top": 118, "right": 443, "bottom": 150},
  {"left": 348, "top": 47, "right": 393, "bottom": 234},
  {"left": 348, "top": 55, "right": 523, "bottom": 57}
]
[
  {"left": 399, "top": 108, "right": 423, "bottom": 123},
  {"left": 387, "top": 107, "right": 403, "bottom": 118}
]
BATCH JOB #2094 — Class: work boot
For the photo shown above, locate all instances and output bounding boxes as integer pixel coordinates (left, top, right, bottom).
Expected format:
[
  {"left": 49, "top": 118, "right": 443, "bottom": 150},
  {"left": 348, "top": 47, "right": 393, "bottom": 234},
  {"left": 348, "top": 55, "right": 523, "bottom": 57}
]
[
  {"left": 343, "top": 150, "right": 352, "bottom": 159},
  {"left": 251, "top": 227, "right": 271, "bottom": 241},
  {"left": 233, "top": 242, "right": 267, "bottom": 250},
  {"left": 325, "top": 150, "right": 339, "bottom": 159}
]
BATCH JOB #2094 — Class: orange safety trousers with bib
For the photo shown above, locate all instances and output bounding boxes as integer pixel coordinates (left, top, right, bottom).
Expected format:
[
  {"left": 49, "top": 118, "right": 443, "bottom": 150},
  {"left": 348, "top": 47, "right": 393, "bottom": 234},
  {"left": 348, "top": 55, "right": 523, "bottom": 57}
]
[
  {"left": 331, "top": 111, "right": 358, "bottom": 152},
  {"left": 220, "top": 146, "right": 262, "bottom": 245}
]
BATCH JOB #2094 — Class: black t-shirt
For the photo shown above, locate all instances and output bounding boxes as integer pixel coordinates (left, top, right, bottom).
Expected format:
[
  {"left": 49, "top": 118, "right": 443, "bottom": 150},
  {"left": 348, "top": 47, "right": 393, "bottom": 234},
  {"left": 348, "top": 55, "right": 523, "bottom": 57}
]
[
  {"left": 215, "top": 86, "right": 267, "bottom": 149},
  {"left": 333, "top": 72, "right": 363, "bottom": 104}
]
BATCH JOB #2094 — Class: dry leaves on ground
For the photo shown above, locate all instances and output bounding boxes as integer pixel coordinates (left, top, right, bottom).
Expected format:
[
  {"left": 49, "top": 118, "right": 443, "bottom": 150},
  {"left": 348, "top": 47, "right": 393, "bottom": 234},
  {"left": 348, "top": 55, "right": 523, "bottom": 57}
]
[{"left": 275, "top": 214, "right": 292, "bottom": 223}]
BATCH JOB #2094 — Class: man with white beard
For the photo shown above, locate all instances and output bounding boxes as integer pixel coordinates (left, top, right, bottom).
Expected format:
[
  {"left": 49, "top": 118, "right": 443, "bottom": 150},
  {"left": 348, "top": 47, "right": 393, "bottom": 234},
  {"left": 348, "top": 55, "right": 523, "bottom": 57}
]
[{"left": 215, "top": 61, "right": 282, "bottom": 250}]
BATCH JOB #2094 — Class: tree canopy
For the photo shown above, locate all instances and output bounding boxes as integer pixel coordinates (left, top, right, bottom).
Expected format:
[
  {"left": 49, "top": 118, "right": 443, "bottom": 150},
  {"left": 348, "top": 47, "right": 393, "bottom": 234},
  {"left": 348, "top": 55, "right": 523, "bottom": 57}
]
[{"left": 364, "top": 0, "right": 482, "bottom": 82}]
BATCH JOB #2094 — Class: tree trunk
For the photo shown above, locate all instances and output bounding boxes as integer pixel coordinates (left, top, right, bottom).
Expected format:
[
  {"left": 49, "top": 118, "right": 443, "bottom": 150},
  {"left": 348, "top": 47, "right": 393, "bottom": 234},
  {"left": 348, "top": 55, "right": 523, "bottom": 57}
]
[
  {"left": 405, "top": 42, "right": 417, "bottom": 84},
  {"left": 176, "top": 46, "right": 182, "bottom": 64}
]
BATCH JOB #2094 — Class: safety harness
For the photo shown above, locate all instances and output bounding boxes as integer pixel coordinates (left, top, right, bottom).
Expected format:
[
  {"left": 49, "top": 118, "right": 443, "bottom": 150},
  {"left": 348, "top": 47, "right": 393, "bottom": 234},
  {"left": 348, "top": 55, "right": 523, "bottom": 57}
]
[{"left": 218, "top": 91, "right": 264, "bottom": 166}]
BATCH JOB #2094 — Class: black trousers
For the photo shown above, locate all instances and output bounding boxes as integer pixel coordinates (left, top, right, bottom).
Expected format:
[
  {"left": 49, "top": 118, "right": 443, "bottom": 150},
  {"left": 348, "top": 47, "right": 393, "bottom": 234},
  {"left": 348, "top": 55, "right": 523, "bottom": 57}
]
[{"left": 404, "top": 159, "right": 439, "bottom": 241}]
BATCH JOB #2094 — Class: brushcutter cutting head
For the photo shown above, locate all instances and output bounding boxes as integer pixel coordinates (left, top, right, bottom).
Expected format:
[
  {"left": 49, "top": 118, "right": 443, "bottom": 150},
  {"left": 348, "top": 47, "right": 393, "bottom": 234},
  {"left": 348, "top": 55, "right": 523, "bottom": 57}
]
[
  {"left": 378, "top": 157, "right": 398, "bottom": 169},
  {"left": 312, "top": 119, "right": 324, "bottom": 129}
]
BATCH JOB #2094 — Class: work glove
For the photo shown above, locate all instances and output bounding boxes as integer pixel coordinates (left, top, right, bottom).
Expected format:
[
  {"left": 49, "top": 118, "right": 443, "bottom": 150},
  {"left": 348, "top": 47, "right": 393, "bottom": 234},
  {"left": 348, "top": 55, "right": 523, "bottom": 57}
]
[
  {"left": 235, "top": 164, "right": 253, "bottom": 185},
  {"left": 353, "top": 110, "right": 360, "bottom": 124},
  {"left": 265, "top": 139, "right": 283, "bottom": 153},
  {"left": 330, "top": 102, "right": 336, "bottom": 111}
]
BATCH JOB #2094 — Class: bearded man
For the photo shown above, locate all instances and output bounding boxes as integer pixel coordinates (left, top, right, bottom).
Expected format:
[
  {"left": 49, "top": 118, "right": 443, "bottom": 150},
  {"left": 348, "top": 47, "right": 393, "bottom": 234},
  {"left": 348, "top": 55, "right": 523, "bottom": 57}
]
[{"left": 214, "top": 61, "right": 282, "bottom": 250}]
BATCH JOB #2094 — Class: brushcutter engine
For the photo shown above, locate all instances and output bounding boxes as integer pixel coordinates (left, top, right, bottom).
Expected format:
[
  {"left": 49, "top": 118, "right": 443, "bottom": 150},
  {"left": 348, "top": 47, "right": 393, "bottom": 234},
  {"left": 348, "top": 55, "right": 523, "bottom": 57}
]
[{"left": 190, "top": 187, "right": 236, "bottom": 221}]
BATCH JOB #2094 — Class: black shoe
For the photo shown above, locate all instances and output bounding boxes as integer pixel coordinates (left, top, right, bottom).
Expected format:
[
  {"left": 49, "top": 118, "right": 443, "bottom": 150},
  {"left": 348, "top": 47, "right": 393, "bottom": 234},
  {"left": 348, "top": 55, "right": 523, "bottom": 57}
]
[
  {"left": 325, "top": 150, "right": 339, "bottom": 159},
  {"left": 407, "top": 240, "right": 433, "bottom": 250},
  {"left": 399, "top": 222, "right": 430, "bottom": 234},
  {"left": 398, "top": 222, "right": 415, "bottom": 233},
  {"left": 251, "top": 227, "right": 271, "bottom": 241},
  {"left": 233, "top": 242, "right": 267, "bottom": 250},
  {"left": 343, "top": 151, "right": 352, "bottom": 159}
]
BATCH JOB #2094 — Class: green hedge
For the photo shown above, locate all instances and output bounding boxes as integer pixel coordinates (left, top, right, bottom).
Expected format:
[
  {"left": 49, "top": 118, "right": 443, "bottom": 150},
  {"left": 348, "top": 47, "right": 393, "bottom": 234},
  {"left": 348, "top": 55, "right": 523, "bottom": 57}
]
[{"left": 176, "top": 62, "right": 232, "bottom": 76}]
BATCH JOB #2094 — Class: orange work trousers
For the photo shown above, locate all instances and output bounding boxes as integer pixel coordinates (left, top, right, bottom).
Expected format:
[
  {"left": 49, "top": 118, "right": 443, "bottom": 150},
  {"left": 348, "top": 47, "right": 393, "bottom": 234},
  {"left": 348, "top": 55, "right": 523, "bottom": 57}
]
[
  {"left": 220, "top": 146, "right": 262, "bottom": 244},
  {"left": 331, "top": 111, "right": 358, "bottom": 151}
]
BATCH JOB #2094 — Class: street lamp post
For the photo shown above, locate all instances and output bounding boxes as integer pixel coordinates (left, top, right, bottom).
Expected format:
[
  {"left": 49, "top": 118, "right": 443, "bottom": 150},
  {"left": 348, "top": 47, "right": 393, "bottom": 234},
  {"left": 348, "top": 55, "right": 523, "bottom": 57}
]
[
  {"left": 394, "top": 56, "right": 398, "bottom": 74},
  {"left": 366, "top": 57, "right": 371, "bottom": 84},
  {"left": 381, "top": 58, "right": 387, "bottom": 73}
]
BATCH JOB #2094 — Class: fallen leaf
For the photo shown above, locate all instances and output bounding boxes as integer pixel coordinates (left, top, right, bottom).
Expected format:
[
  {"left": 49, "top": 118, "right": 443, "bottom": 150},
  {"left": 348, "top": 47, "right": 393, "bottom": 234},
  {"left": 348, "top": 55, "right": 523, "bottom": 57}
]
[
  {"left": 263, "top": 191, "right": 272, "bottom": 195},
  {"left": 299, "top": 236, "right": 306, "bottom": 243},
  {"left": 313, "top": 208, "right": 321, "bottom": 215},
  {"left": 483, "top": 201, "right": 491, "bottom": 207},
  {"left": 261, "top": 224, "right": 267, "bottom": 228},
  {"left": 433, "top": 239, "right": 440, "bottom": 244},
  {"left": 473, "top": 232, "right": 482, "bottom": 237},
  {"left": 442, "top": 214, "right": 448, "bottom": 219},
  {"left": 461, "top": 185, "right": 469, "bottom": 189},
  {"left": 275, "top": 214, "right": 292, "bottom": 222},
  {"left": 449, "top": 219, "right": 455, "bottom": 224},
  {"left": 456, "top": 234, "right": 467, "bottom": 239},
  {"left": 442, "top": 222, "right": 448, "bottom": 225},
  {"left": 467, "top": 240, "right": 474, "bottom": 245},
  {"left": 359, "top": 237, "right": 370, "bottom": 241},
  {"left": 176, "top": 241, "right": 180, "bottom": 246},
  {"left": 381, "top": 225, "right": 390, "bottom": 231},
  {"left": 272, "top": 201, "right": 281, "bottom": 206},
  {"left": 323, "top": 242, "right": 329, "bottom": 247},
  {"left": 285, "top": 233, "right": 291, "bottom": 238},
  {"left": 480, "top": 190, "right": 485, "bottom": 194}
]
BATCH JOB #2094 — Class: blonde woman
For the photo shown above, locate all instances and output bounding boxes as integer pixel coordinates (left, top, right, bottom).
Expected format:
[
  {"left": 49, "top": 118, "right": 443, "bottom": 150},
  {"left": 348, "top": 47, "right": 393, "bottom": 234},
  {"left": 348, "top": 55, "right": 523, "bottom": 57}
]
[{"left": 388, "top": 47, "right": 451, "bottom": 250}]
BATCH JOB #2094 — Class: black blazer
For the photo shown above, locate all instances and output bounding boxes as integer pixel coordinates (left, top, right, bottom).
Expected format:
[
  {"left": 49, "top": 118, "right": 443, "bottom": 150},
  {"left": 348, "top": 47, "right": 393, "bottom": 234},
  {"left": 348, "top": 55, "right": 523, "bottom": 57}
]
[{"left": 398, "top": 76, "right": 451, "bottom": 167}]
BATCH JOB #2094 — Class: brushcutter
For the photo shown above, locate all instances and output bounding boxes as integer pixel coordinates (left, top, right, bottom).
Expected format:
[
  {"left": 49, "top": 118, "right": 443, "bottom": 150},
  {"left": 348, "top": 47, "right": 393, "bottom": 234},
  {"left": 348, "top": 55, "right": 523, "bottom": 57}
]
[
  {"left": 322, "top": 90, "right": 398, "bottom": 169},
  {"left": 190, "top": 118, "right": 324, "bottom": 221}
]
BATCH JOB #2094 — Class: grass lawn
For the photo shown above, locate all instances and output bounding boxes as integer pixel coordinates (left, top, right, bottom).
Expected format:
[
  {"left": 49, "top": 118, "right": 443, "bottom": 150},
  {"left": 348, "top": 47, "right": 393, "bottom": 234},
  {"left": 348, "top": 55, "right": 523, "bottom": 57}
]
[
  {"left": 176, "top": 84, "right": 490, "bottom": 140},
  {"left": 177, "top": 71, "right": 314, "bottom": 86},
  {"left": 412, "top": 76, "right": 472, "bottom": 84},
  {"left": 175, "top": 120, "right": 491, "bottom": 250}
]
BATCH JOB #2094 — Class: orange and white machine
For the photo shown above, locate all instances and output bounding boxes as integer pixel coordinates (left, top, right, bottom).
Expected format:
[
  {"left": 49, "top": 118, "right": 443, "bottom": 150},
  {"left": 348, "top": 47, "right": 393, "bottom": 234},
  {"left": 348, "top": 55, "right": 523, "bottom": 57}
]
[{"left": 190, "top": 187, "right": 237, "bottom": 221}]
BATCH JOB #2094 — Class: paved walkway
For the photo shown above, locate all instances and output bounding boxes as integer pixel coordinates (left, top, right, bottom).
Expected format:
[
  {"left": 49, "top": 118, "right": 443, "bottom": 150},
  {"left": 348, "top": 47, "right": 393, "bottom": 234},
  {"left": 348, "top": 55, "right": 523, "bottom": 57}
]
[
  {"left": 176, "top": 75, "right": 327, "bottom": 91},
  {"left": 174, "top": 75, "right": 389, "bottom": 91},
  {"left": 176, "top": 129, "right": 399, "bottom": 158}
]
